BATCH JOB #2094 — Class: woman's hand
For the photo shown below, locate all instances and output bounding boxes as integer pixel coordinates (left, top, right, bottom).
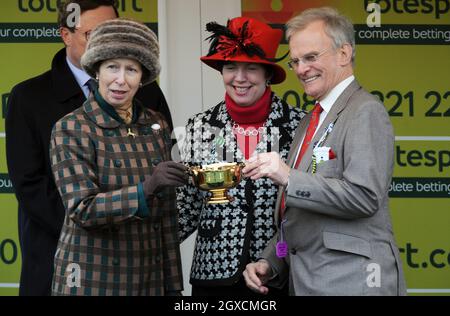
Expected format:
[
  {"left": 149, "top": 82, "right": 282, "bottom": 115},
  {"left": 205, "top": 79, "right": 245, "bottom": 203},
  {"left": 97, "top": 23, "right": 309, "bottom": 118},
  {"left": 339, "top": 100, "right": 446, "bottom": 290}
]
[
  {"left": 143, "top": 161, "right": 188, "bottom": 196},
  {"left": 242, "top": 152, "right": 290, "bottom": 186}
]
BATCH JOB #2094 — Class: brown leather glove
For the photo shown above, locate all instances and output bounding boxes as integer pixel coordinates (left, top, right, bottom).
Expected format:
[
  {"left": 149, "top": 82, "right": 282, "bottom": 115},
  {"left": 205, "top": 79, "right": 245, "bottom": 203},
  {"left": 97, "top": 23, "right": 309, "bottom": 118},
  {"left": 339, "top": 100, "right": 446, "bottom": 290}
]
[{"left": 143, "top": 161, "right": 188, "bottom": 197}]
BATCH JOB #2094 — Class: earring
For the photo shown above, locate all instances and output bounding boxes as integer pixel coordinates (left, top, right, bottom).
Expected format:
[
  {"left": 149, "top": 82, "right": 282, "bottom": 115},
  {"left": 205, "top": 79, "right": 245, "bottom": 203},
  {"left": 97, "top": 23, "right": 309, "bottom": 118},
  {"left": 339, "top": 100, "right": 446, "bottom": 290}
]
[
  {"left": 266, "top": 79, "right": 271, "bottom": 86},
  {"left": 95, "top": 75, "right": 99, "bottom": 81},
  {"left": 139, "top": 82, "right": 143, "bottom": 87}
]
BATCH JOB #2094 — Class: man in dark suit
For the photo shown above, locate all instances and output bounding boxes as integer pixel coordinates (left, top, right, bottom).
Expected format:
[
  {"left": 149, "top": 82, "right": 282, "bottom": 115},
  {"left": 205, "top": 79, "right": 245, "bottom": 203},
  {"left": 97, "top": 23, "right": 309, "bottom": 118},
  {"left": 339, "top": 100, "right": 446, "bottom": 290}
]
[{"left": 5, "top": 0, "right": 173, "bottom": 296}]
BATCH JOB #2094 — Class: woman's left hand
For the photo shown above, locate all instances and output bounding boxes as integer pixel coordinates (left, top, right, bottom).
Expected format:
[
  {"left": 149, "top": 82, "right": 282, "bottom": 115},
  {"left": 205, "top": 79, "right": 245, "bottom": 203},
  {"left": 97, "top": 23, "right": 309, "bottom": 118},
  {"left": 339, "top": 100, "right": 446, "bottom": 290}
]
[
  {"left": 242, "top": 152, "right": 290, "bottom": 186},
  {"left": 143, "top": 161, "right": 189, "bottom": 197}
]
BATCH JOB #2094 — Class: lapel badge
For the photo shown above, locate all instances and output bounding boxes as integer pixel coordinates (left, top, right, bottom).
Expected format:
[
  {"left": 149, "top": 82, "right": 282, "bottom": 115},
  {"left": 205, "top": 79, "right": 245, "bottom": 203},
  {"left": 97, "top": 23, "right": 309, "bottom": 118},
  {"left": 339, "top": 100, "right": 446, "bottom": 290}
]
[
  {"left": 213, "top": 135, "right": 225, "bottom": 147},
  {"left": 151, "top": 123, "right": 161, "bottom": 135},
  {"left": 127, "top": 128, "right": 136, "bottom": 138}
]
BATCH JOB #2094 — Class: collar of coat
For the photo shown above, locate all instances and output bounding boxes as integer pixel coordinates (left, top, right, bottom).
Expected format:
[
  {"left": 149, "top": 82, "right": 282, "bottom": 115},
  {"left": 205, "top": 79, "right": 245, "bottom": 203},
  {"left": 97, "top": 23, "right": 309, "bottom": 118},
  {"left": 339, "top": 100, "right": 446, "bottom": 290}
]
[
  {"left": 51, "top": 48, "right": 85, "bottom": 103},
  {"left": 208, "top": 92, "right": 292, "bottom": 130},
  {"left": 82, "top": 93, "right": 158, "bottom": 129},
  {"left": 188, "top": 93, "right": 300, "bottom": 163}
]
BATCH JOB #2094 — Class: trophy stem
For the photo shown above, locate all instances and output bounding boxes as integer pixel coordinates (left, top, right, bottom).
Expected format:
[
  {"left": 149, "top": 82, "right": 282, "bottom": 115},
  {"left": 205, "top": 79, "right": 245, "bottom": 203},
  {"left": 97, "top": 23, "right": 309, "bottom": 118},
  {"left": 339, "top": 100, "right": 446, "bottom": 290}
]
[{"left": 207, "top": 189, "right": 234, "bottom": 204}]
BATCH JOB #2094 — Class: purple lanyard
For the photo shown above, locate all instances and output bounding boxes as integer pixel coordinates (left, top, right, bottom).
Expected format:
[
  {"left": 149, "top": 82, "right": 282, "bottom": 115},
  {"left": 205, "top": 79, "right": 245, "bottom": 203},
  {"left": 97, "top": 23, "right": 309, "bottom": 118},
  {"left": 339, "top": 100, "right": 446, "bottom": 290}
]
[{"left": 276, "top": 219, "right": 288, "bottom": 258}]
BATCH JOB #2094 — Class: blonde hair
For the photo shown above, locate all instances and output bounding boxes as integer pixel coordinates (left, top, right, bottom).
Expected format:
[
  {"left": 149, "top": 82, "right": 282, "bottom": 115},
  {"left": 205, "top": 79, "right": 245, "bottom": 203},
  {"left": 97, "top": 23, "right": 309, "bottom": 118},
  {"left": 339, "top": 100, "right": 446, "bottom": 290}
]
[{"left": 286, "top": 7, "right": 356, "bottom": 62}]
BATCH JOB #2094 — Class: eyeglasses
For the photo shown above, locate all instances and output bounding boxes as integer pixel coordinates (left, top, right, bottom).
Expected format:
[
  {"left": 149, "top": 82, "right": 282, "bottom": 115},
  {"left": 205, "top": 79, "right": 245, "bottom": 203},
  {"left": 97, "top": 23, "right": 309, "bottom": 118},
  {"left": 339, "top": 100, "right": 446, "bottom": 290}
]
[
  {"left": 74, "top": 28, "right": 91, "bottom": 41},
  {"left": 287, "top": 48, "right": 332, "bottom": 70}
]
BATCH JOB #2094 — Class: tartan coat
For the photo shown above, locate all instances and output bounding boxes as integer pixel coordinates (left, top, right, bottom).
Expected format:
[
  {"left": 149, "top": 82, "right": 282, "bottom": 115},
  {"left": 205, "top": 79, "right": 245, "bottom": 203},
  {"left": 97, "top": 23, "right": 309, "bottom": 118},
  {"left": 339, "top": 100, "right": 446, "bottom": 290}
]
[
  {"left": 177, "top": 93, "right": 305, "bottom": 287},
  {"left": 49, "top": 94, "right": 183, "bottom": 296},
  {"left": 5, "top": 47, "right": 173, "bottom": 296}
]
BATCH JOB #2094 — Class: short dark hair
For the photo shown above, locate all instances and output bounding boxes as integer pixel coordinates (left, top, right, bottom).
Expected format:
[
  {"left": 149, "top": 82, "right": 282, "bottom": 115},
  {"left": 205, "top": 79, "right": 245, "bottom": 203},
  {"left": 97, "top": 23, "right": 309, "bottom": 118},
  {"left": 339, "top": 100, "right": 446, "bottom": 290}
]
[{"left": 57, "top": 0, "right": 119, "bottom": 31}]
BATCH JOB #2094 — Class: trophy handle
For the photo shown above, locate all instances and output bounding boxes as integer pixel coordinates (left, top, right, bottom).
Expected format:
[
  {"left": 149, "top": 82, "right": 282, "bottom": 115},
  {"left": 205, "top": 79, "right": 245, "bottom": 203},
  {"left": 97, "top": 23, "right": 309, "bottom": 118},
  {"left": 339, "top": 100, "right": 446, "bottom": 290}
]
[
  {"left": 184, "top": 164, "right": 197, "bottom": 177},
  {"left": 235, "top": 162, "right": 245, "bottom": 180}
]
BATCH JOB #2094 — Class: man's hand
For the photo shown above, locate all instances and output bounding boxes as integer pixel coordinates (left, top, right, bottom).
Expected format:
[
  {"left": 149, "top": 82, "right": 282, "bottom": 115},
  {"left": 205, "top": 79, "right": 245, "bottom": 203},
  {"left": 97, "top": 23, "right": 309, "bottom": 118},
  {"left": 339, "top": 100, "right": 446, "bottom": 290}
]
[
  {"left": 243, "top": 260, "right": 273, "bottom": 295},
  {"left": 242, "top": 152, "right": 290, "bottom": 186}
]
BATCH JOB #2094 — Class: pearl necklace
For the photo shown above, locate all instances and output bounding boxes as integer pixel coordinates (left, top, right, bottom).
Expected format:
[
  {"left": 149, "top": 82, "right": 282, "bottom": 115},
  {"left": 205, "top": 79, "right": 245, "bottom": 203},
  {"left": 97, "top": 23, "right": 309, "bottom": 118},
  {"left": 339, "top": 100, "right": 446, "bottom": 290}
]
[{"left": 232, "top": 122, "right": 265, "bottom": 136}]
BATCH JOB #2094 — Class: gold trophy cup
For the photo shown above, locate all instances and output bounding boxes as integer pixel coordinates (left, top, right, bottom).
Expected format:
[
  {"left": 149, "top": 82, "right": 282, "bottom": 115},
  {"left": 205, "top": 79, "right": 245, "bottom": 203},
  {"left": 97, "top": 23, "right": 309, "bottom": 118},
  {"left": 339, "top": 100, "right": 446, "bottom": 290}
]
[{"left": 187, "top": 162, "right": 245, "bottom": 204}]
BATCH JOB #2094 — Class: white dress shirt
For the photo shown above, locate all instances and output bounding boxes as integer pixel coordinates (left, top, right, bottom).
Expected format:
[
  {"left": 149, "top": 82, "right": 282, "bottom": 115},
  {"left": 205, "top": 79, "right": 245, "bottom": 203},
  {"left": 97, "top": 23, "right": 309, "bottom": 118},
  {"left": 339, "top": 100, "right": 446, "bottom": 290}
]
[
  {"left": 296, "top": 75, "right": 355, "bottom": 157},
  {"left": 285, "top": 75, "right": 356, "bottom": 189},
  {"left": 66, "top": 57, "right": 92, "bottom": 98}
]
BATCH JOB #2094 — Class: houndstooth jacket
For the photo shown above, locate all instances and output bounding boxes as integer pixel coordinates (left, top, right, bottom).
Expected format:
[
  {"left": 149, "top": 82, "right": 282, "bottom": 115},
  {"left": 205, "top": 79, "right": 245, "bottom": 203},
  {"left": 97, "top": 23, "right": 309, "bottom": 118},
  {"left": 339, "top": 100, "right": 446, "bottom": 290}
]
[
  {"left": 177, "top": 93, "right": 305, "bottom": 286},
  {"left": 50, "top": 94, "right": 183, "bottom": 295}
]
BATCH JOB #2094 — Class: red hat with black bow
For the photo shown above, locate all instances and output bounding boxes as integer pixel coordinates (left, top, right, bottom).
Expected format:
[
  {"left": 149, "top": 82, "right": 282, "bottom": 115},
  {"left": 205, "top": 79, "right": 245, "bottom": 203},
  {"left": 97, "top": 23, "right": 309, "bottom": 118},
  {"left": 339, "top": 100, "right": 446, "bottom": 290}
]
[{"left": 200, "top": 17, "right": 287, "bottom": 84}]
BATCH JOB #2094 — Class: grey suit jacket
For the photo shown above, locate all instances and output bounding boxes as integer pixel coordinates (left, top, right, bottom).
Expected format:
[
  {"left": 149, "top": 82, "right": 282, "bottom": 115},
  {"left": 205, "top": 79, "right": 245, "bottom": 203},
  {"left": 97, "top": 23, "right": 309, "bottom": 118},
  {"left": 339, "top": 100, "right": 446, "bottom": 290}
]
[{"left": 262, "top": 80, "right": 407, "bottom": 295}]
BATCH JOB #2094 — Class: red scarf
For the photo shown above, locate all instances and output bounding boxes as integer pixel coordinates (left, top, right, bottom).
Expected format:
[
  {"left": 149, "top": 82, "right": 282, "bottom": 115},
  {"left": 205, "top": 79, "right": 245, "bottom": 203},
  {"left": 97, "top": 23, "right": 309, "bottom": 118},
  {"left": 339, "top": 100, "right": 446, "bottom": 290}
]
[{"left": 225, "top": 87, "right": 272, "bottom": 159}]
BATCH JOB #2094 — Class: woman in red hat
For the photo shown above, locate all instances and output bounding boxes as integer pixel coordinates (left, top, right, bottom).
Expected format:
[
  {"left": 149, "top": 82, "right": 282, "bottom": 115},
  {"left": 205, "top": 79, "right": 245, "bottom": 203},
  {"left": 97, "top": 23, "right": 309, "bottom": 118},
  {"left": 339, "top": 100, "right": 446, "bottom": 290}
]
[{"left": 177, "top": 17, "right": 305, "bottom": 296}]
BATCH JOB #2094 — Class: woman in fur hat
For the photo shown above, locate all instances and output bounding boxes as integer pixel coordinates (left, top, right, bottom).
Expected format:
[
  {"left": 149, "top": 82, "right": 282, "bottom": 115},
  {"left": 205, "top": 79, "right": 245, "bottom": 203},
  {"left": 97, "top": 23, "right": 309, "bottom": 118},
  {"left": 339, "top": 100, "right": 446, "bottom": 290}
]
[
  {"left": 177, "top": 17, "right": 305, "bottom": 296},
  {"left": 49, "top": 19, "right": 187, "bottom": 296}
]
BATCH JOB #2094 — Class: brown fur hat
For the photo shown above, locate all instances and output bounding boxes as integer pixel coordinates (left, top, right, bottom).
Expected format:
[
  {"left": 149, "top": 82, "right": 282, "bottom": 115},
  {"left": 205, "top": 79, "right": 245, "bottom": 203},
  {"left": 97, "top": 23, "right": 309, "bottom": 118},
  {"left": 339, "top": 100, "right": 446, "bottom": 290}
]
[{"left": 81, "top": 18, "right": 160, "bottom": 85}]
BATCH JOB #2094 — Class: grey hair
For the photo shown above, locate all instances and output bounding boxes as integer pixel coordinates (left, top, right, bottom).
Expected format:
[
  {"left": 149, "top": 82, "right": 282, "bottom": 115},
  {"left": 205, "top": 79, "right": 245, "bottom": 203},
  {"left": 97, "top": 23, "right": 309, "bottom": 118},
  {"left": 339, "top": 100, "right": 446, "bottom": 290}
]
[{"left": 286, "top": 7, "right": 356, "bottom": 62}]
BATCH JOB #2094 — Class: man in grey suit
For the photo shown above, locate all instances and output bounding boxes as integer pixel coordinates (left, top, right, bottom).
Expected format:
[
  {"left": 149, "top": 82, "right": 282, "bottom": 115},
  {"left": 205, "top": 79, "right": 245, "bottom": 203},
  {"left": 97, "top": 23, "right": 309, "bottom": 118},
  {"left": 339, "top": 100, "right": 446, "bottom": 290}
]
[{"left": 242, "top": 7, "right": 406, "bottom": 295}]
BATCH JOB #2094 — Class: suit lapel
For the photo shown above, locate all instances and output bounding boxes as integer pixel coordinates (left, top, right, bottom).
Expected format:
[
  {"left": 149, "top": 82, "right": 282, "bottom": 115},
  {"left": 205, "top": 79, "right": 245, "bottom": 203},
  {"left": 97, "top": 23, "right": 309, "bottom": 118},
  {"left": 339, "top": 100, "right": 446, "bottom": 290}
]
[
  {"left": 203, "top": 102, "right": 243, "bottom": 163},
  {"left": 286, "top": 114, "right": 310, "bottom": 167},
  {"left": 299, "top": 80, "right": 361, "bottom": 172},
  {"left": 298, "top": 110, "right": 338, "bottom": 171},
  {"left": 51, "top": 48, "right": 86, "bottom": 115},
  {"left": 274, "top": 80, "right": 362, "bottom": 223},
  {"left": 255, "top": 94, "right": 293, "bottom": 156},
  {"left": 273, "top": 105, "right": 309, "bottom": 224}
]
